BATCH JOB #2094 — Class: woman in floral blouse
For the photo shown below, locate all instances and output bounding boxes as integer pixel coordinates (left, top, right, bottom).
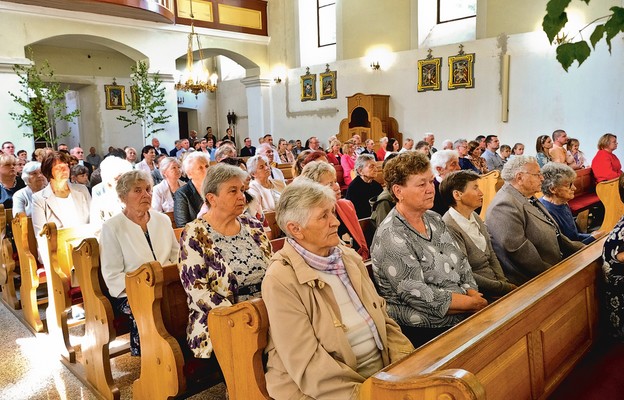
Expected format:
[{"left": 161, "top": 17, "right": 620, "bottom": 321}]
[
  {"left": 179, "top": 163, "right": 272, "bottom": 358},
  {"left": 602, "top": 174, "right": 624, "bottom": 339}
]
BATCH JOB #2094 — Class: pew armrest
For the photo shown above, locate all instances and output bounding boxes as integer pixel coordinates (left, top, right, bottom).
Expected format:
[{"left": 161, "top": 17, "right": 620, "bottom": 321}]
[
  {"left": 360, "top": 368, "right": 486, "bottom": 400},
  {"left": 208, "top": 298, "right": 270, "bottom": 400}
]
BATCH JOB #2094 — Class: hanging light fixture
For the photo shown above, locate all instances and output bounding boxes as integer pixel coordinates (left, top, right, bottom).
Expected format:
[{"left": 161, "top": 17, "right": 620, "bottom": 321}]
[{"left": 175, "top": 0, "right": 218, "bottom": 97}]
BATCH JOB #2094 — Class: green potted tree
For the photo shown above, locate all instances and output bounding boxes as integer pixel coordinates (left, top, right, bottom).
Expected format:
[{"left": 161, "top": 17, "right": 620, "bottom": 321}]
[
  {"left": 9, "top": 50, "right": 80, "bottom": 148},
  {"left": 117, "top": 61, "right": 171, "bottom": 146}
]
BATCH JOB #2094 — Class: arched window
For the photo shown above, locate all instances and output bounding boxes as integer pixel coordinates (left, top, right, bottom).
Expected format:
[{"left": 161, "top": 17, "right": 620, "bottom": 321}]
[
  {"left": 438, "top": 0, "right": 476, "bottom": 23},
  {"left": 318, "top": 0, "right": 336, "bottom": 47}
]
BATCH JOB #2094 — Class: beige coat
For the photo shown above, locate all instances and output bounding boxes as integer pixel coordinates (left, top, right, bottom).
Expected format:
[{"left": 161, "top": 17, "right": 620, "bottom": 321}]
[{"left": 262, "top": 242, "right": 414, "bottom": 400}]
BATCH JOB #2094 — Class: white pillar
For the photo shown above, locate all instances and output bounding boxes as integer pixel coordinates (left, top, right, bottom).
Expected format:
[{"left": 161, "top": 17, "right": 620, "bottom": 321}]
[{"left": 241, "top": 77, "right": 272, "bottom": 144}]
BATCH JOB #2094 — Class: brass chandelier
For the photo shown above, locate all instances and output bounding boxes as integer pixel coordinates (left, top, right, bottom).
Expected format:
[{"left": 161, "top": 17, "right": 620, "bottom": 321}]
[{"left": 175, "top": 1, "right": 217, "bottom": 96}]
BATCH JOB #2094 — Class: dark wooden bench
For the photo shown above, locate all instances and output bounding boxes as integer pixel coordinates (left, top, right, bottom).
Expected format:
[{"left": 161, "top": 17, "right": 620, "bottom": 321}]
[
  {"left": 12, "top": 213, "right": 47, "bottom": 333},
  {"left": 39, "top": 222, "right": 99, "bottom": 362},
  {"left": 125, "top": 261, "right": 222, "bottom": 399},
  {"left": 209, "top": 236, "right": 606, "bottom": 400},
  {"left": 477, "top": 170, "right": 500, "bottom": 221}
]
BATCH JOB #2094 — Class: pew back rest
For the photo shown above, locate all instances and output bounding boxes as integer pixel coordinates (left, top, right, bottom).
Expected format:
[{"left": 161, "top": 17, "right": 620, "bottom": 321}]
[
  {"left": 277, "top": 164, "right": 294, "bottom": 180},
  {"left": 125, "top": 261, "right": 187, "bottom": 398},
  {"left": 596, "top": 176, "right": 624, "bottom": 232},
  {"left": 12, "top": 213, "right": 40, "bottom": 276},
  {"left": 208, "top": 298, "right": 270, "bottom": 400},
  {"left": 477, "top": 170, "right": 500, "bottom": 221},
  {"left": 40, "top": 222, "right": 99, "bottom": 283},
  {"left": 263, "top": 211, "right": 281, "bottom": 240}
]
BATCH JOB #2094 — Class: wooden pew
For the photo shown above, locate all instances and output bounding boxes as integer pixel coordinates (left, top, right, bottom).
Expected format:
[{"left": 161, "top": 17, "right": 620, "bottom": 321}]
[
  {"left": 334, "top": 164, "right": 348, "bottom": 192},
  {"left": 126, "top": 261, "right": 222, "bottom": 399},
  {"left": 477, "top": 170, "right": 500, "bottom": 221},
  {"left": 165, "top": 211, "right": 176, "bottom": 229},
  {"left": 596, "top": 176, "right": 624, "bottom": 232},
  {"left": 209, "top": 237, "right": 606, "bottom": 400},
  {"left": 12, "top": 213, "right": 46, "bottom": 332},
  {"left": 374, "top": 160, "right": 384, "bottom": 186},
  {"left": 40, "top": 222, "right": 99, "bottom": 362},
  {"left": 276, "top": 163, "right": 294, "bottom": 180},
  {"left": 72, "top": 238, "right": 130, "bottom": 400},
  {"left": 263, "top": 211, "right": 281, "bottom": 240},
  {"left": 569, "top": 167, "right": 600, "bottom": 232},
  {"left": 0, "top": 205, "right": 20, "bottom": 310}
]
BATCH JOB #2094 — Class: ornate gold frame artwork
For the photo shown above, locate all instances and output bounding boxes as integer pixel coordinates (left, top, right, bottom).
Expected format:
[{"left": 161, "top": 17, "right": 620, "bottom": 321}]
[
  {"left": 448, "top": 45, "right": 475, "bottom": 90},
  {"left": 319, "top": 64, "right": 337, "bottom": 100},
  {"left": 105, "top": 84, "right": 126, "bottom": 110},
  {"left": 300, "top": 67, "right": 316, "bottom": 102},
  {"left": 417, "top": 51, "right": 442, "bottom": 92}
]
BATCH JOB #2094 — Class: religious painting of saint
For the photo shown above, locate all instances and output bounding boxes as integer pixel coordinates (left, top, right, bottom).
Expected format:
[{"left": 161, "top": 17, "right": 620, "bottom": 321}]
[
  {"left": 448, "top": 53, "right": 475, "bottom": 90},
  {"left": 300, "top": 67, "right": 317, "bottom": 101},
  {"left": 105, "top": 84, "right": 126, "bottom": 110},
  {"left": 417, "top": 57, "right": 442, "bottom": 92},
  {"left": 320, "top": 67, "right": 337, "bottom": 100}
]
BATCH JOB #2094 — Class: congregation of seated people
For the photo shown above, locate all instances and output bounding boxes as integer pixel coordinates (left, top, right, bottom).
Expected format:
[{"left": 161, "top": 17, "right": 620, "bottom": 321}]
[{"left": 1, "top": 127, "right": 622, "bottom": 399}]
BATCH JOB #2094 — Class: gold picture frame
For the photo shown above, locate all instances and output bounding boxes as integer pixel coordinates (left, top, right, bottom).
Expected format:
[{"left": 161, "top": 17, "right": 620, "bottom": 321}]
[
  {"left": 105, "top": 84, "right": 126, "bottom": 110},
  {"left": 300, "top": 67, "right": 316, "bottom": 102},
  {"left": 448, "top": 53, "right": 475, "bottom": 90},
  {"left": 417, "top": 57, "right": 442, "bottom": 92},
  {"left": 319, "top": 66, "right": 337, "bottom": 100}
]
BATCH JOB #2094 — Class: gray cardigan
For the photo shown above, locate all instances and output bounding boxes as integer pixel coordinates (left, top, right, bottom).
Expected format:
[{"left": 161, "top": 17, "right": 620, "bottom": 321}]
[{"left": 442, "top": 210, "right": 515, "bottom": 297}]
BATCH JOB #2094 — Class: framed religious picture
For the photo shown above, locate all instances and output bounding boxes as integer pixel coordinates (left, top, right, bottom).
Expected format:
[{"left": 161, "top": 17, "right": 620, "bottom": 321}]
[
  {"left": 300, "top": 67, "right": 316, "bottom": 102},
  {"left": 417, "top": 55, "right": 442, "bottom": 92},
  {"left": 448, "top": 47, "right": 475, "bottom": 90},
  {"left": 319, "top": 64, "right": 337, "bottom": 100},
  {"left": 105, "top": 84, "right": 126, "bottom": 110}
]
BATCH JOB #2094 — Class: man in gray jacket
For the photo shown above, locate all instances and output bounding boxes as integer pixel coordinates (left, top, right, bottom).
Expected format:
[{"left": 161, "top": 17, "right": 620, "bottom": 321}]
[{"left": 485, "top": 156, "right": 584, "bottom": 285}]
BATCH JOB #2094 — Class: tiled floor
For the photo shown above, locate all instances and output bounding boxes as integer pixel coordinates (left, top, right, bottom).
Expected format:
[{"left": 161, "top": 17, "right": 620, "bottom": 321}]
[{"left": 0, "top": 303, "right": 226, "bottom": 399}]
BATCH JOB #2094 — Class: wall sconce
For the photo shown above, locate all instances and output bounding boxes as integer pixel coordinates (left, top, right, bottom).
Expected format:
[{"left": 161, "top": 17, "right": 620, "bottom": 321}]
[
  {"left": 370, "top": 61, "right": 380, "bottom": 71},
  {"left": 274, "top": 76, "right": 282, "bottom": 84},
  {"left": 177, "top": 97, "right": 184, "bottom": 105}
]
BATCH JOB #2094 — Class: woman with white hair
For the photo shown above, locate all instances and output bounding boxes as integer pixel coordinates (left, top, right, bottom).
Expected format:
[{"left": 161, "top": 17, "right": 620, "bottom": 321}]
[
  {"left": 262, "top": 180, "right": 414, "bottom": 399},
  {"left": 101, "top": 170, "right": 179, "bottom": 355},
  {"left": 539, "top": 162, "right": 603, "bottom": 244},
  {"left": 173, "top": 151, "right": 209, "bottom": 227},
  {"left": 12, "top": 161, "right": 47, "bottom": 216},
  {"left": 90, "top": 156, "right": 133, "bottom": 227},
  {"left": 301, "top": 161, "right": 370, "bottom": 260},
  {"left": 151, "top": 157, "right": 185, "bottom": 213},
  {"left": 247, "top": 154, "right": 286, "bottom": 212},
  {"left": 179, "top": 164, "right": 271, "bottom": 358},
  {"left": 345, "top": 154, "right": 382, "bottom": 219}
]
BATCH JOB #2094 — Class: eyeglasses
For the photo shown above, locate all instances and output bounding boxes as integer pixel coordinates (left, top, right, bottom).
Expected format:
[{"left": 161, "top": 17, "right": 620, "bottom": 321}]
[{"left": 522, "top": 171, "right": 543, "bottom": 177}]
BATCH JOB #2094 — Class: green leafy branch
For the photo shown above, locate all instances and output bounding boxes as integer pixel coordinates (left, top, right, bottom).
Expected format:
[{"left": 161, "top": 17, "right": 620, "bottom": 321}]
[
  {"left": 117, "top": 61, "right": 171, "bottom": 139},
  {"left": 543, "top": 0, "right": 624, "bottom": 71},
  {"left": 8, "top": 49, "right": 80, "bottom": 146}
]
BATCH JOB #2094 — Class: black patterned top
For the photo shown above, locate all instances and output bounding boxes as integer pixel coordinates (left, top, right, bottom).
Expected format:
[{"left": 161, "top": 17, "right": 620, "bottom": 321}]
[{"left": 371, "top": 208, "right": 478, "bottom": 328}]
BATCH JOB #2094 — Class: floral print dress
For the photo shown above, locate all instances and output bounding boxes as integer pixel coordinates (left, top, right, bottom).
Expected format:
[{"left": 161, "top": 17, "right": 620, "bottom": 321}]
[
  {"left": 603, "top": 216, "right": 624, "bottom": 339},
  {"left": 179, "top": 214, "right": 271, "bottom": 358}
]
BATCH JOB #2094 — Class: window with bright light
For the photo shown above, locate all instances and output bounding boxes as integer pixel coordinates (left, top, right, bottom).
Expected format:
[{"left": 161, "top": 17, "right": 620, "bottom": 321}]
[
  {"left": 438, "top": 0, "right": 476, "bottom": 23},
  {"left": 318, "top": 0, "right": 336, "bottom": 47}
]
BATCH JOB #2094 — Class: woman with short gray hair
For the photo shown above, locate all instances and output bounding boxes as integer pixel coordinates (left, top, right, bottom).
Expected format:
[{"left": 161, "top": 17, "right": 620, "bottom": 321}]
[
  {"left": 247, "top": 154, "right": 286, "bottom": 212},
  {"left": 262, "top": 180, "right": 414, "bottom": 399},
  {"left": 179, "top": 163, "right": 271, "bottom": 359},
  {"left": 152, "top": 157, "right": 185, "bottom": 213},
  {"left": 100, "top": 169, "right": 179, "bottom": 356},
  {"left": 13, "top": 161, "right": 47, "bottom": 216},
  {"left": 539, "top": 162, "right": 603, "bottom": 244},
  {"left": 345, "top": 154, "right": 382, "bottom": 218}
]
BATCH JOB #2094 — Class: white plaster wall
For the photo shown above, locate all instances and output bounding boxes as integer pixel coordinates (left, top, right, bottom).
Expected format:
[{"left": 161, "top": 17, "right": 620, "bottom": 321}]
[{"left": 268, "top": 30, "right": 624, "bottom": 163}]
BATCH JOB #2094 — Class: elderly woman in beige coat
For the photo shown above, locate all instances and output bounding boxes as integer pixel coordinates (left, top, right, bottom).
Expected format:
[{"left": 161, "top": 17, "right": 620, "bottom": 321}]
[{"left": 262, "top": 180, "right": 414, "bottom": 400}]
